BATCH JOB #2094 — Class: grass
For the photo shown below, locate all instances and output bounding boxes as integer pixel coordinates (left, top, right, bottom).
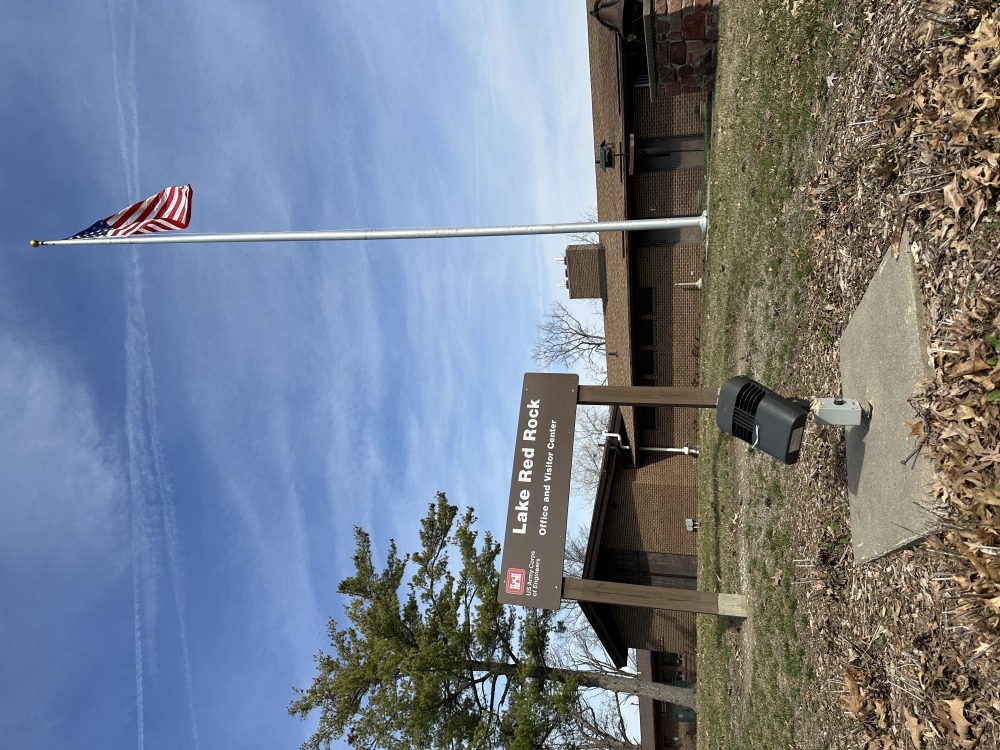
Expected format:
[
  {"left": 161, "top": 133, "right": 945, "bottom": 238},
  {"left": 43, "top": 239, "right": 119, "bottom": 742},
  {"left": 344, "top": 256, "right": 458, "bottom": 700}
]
[
  {"left": 695, "top": 0, "right": 856, "bottom": 746},
  {"left": 698, "top": 457, "right": 807, "bottom": 748}
]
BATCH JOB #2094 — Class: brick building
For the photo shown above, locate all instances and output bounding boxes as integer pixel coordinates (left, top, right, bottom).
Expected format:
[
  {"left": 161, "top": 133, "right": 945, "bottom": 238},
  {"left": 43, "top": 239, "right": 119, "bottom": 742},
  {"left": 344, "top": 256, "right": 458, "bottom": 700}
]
[
  {"left": 566, "top": 3, "right": 716, "bottom": 747},
  {"left": 637, "top": 650, "right": 698, "bottom": 750}
]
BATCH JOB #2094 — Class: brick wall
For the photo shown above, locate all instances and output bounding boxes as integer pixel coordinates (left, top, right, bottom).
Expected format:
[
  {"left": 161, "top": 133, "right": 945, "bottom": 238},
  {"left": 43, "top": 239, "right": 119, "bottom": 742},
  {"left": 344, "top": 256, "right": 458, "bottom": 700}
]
[
  {"left": 634, "top": 244, "right": 702, "bottom": 390},
  {"left": 618, "top": 604, "right": 697, "bottom": 655},
  {"left": 598, "top": 241, "right": 703, "bottom": 657},
  {"left": 634, "top": 168, "right": 704, "bottom": 219},
  {"left": 633, "top": 91, "right": 704, "bottom": 138},
  {"left": 597, "top": 464, "right": 699, "bottom": 653},
  {"left": 604, "top": 468, "right": 697, "bottom": 554},
  {"left": 585, "top": 0, "right": 710, "bottom": 662}
]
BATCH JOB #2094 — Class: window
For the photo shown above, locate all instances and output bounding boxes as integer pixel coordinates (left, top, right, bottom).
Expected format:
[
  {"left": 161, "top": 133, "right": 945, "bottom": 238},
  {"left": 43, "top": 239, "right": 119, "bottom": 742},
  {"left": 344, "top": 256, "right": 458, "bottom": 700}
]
[
  {"left": 638, "top": 350, "right": 655, "bottom": 377},
  {"left": 661, "top": 652, "right": 682, "bottom": 667},
  {"left": 636, "top": 287, "right": 655, "bottom": 315},
  {"left": 638, "top": 407, "right": 657, "bottom": 430},
  {"left": 635, "top": 288, "right": 656, "bottom": 384},
  {"left": 638, "top": 319, "right": 655, "bottom": 347}
]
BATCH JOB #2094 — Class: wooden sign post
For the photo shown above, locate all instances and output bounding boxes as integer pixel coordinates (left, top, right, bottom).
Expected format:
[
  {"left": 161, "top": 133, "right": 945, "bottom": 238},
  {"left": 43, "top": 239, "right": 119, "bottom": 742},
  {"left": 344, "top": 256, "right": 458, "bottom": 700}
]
[{"left": 499, "top": 375, "right": 747, "bottom": 619}]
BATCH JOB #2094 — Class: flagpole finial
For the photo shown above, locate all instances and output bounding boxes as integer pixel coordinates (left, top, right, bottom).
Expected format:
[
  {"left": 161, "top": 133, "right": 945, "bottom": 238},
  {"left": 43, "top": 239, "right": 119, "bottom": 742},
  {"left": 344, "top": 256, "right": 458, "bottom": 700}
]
[{"left": 29, "top": 240, "right": 40, "bottom": 248}]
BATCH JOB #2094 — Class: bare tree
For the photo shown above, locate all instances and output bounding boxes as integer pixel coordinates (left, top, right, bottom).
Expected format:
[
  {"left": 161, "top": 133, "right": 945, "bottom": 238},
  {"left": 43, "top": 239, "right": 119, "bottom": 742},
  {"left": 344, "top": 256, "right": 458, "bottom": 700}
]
[
  {"left": 559, "top": 691, "right": 641, "bottom": 750},
  {"left": 532, "top": 301, "right": 607, "bottom": 380},
  {"left": 551, "top": 545, "right": 645, "bottom": 750},
  {"left": 571, "top": 404, "right": 611, "bottom": 500},
  {"left": 563, "top": 521, "right": 590, "bottom": 578},
  {"left": 567, "top": 206, "right": 600, "bottom": 246}
]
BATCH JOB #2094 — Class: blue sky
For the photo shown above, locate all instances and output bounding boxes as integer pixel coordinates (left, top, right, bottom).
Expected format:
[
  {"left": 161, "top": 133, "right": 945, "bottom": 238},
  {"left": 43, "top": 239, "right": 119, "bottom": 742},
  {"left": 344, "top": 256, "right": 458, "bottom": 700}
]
[{"left": 0, "top": 2, "right": 598, "bottom": 749}]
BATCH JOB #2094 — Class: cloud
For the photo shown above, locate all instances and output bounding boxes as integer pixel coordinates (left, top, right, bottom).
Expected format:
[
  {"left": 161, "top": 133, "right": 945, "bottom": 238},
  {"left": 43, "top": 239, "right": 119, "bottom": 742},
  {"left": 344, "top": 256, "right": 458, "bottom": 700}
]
[
  {"left": 4, "top": 2, "right": 599, "bottom": 749},
  {"left": 0, "top": 335, "right": 126, "bottom": 568},
  {"left": 140, "top": 253, "right": 336, "bottom": 671}
]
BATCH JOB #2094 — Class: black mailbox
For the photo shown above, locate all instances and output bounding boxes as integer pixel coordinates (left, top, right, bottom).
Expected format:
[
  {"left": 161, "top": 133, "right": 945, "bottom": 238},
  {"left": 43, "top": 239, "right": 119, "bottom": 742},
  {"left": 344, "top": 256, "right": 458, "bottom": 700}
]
[{"left": 716, "top": 376, "right": 808, "bottom": 465}]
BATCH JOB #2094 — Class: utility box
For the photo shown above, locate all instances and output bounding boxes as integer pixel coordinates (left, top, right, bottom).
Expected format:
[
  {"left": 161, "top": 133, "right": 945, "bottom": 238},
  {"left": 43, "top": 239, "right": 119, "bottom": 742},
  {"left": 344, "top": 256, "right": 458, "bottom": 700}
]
[{"left": 716, "top": 376, "right": 808, "bottom": 465}]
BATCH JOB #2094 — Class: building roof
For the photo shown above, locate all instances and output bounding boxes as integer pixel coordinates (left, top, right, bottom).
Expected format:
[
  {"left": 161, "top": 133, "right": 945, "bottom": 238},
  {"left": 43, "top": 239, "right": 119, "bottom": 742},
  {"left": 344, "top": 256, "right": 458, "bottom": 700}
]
[
  {"left": 636, "top": 649, "right": 658, "bottom": 750},
  {"left": 580, "top": 1, "right": 643, "bottom": 671},
  {"left": 579, "top": 405, "right": 631, "bottom": 668},
  {"left": 586, "top": 4, "right": 638, "bottom": 461}
]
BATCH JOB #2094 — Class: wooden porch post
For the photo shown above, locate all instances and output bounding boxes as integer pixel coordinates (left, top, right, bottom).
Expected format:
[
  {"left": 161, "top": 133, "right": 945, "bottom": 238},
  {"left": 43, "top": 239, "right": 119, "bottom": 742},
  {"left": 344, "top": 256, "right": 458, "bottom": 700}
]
[
  {"left": 576, "top": 385, "right": 719, "bottom": 408},
  {"left": 562, "top": 577, "right": 747, "bottom": 618}
]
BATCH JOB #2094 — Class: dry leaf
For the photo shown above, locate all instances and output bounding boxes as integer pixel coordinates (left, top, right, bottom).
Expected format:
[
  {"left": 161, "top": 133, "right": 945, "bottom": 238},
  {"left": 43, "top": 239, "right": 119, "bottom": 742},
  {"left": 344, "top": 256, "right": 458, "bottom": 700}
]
[
  {"left": 843, "top": 671, "right": 864, "bottom": 717},
  {"left": 945, "top": 698, "right": 972, "bottom": 739},
  {"left": 772, "top": 569, "right": 783, "bottom": 586},
  {"left": 951, "top": 356, "right": 991, "bottom": 376},
  {"left": 972, "top": 192, "right": 988, "bottom": 227},
  {"left": 953, "top": 105, "right": 987, "bottom": 131},
  {"left": 875, "top": 698, "right": 888, "bottom": 729},
  {"left": 932, "top": 705, "right": 958, "bottom": 741},
  {"left": 943, "top": 177, "right": 966, "bottom": 220},
  {"left": 904, "top": 706, "right": 924, "bottom": 749},
  {"left": 881, "top": 94, "right": 912, "bottom": 119}
]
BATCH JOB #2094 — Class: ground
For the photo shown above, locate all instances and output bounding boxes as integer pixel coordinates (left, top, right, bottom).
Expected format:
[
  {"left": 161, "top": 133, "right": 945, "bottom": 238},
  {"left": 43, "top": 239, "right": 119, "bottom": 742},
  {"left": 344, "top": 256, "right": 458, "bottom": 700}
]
[{"left": 695, "top": 0, "right": 1000, "bottom": 748}]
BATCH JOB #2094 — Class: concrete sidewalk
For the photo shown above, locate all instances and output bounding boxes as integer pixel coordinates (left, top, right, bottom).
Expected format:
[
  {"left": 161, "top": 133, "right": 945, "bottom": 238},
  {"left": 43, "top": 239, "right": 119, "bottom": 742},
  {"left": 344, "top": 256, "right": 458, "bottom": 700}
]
[{"left": 839, "top": 235, "right": 935, "bottom": 564}]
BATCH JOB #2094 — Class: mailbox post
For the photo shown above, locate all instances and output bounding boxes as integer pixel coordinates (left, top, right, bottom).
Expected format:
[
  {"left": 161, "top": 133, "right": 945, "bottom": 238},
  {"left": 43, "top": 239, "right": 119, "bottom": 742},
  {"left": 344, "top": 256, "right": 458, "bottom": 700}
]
[
  {"left": 716, "top": 376, "right": 810, "bottom": 465},
  {"left": 716, "top": 376, "right": 872, "bottom": 464}
]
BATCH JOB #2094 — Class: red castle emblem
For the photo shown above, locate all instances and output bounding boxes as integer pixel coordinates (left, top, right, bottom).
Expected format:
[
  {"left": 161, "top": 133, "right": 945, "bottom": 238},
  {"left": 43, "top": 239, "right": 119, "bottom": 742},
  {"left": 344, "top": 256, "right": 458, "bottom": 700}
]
[{"left": 505, "top": 568, "right": 526, "bottom": 595}]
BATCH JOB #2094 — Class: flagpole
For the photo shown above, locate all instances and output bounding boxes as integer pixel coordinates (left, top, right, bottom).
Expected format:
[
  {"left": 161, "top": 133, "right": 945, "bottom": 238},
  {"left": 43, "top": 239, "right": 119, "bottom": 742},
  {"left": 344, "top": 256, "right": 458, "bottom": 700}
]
[{"left": 29, "top": 213, "right": 707, "bottom": 247}]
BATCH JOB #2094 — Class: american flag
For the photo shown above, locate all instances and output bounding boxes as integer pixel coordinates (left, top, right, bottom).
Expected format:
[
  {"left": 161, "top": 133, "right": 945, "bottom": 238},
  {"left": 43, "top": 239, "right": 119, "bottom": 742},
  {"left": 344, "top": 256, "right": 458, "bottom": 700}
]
[{"left": 69, "top": 185, "right": 192, "bottom": 239}]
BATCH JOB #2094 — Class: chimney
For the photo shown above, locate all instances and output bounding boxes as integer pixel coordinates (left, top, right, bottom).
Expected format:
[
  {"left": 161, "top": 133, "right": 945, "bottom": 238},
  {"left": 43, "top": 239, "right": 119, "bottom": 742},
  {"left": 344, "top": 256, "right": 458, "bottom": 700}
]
[{"left": 563, "top": 243, "right": 607, "bottom": 300}]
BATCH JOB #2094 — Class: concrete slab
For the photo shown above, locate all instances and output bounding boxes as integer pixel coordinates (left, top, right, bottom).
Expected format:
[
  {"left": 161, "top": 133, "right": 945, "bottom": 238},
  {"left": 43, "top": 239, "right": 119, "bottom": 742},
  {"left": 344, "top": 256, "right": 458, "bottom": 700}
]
[{"left": 840, "top": 237, "right": 935, "bottom": 564}]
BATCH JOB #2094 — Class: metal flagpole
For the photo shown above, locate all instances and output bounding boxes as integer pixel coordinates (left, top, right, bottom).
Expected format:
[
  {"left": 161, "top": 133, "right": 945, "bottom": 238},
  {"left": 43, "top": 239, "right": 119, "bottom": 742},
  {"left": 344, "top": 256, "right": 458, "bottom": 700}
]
[{"left": 30, "top": 213, "right": 707, "bottom": 247}]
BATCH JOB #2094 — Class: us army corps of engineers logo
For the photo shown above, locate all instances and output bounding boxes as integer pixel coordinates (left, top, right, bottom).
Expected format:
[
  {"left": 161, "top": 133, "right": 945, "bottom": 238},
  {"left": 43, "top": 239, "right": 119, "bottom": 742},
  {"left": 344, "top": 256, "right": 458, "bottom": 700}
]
[{"left": 505, "top": 568, "right": 526, "bottom": 595}]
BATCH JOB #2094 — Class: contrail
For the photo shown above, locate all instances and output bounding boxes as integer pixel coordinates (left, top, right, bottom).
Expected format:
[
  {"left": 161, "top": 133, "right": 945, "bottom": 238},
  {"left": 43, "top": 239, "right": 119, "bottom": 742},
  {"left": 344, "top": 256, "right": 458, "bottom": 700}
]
[
  {"left": 126, "top": 254, "right": 202, "bottom": 750},
  {"left": 108, "top": 0, "right": 146, "bottom": 745},
  {"left": 130, "top": 486, "right": 145, "bottom": 750},
  {"left": 108, "top": 0, "right": 201, "bottom": 747},
  {"left": 121, "top": 222, "right": 204, "bottom": 750},
  {"left": 109, "top": 0, "right": 140, "bottom": 198}
]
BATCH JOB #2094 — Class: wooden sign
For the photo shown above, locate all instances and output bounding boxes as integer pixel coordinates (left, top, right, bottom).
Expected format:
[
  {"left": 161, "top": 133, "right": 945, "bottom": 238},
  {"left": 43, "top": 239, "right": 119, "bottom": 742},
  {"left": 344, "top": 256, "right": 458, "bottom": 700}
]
[{"left": 498, "top": 373, "right": 578, "bottom": 610}]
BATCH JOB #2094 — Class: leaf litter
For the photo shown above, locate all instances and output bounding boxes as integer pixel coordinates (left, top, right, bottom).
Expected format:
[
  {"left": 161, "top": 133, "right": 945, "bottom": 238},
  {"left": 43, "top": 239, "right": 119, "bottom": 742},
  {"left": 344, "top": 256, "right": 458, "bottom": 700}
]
[{"left": 785, "top": 0, "right": 1000, "bottom": 746}]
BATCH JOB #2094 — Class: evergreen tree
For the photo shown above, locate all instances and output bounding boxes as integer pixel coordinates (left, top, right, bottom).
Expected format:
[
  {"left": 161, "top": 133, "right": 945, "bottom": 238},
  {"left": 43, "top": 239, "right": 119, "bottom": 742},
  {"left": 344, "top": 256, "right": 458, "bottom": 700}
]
[{"left": 290, "top": 493, "right": 694, "bottom": 750}]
